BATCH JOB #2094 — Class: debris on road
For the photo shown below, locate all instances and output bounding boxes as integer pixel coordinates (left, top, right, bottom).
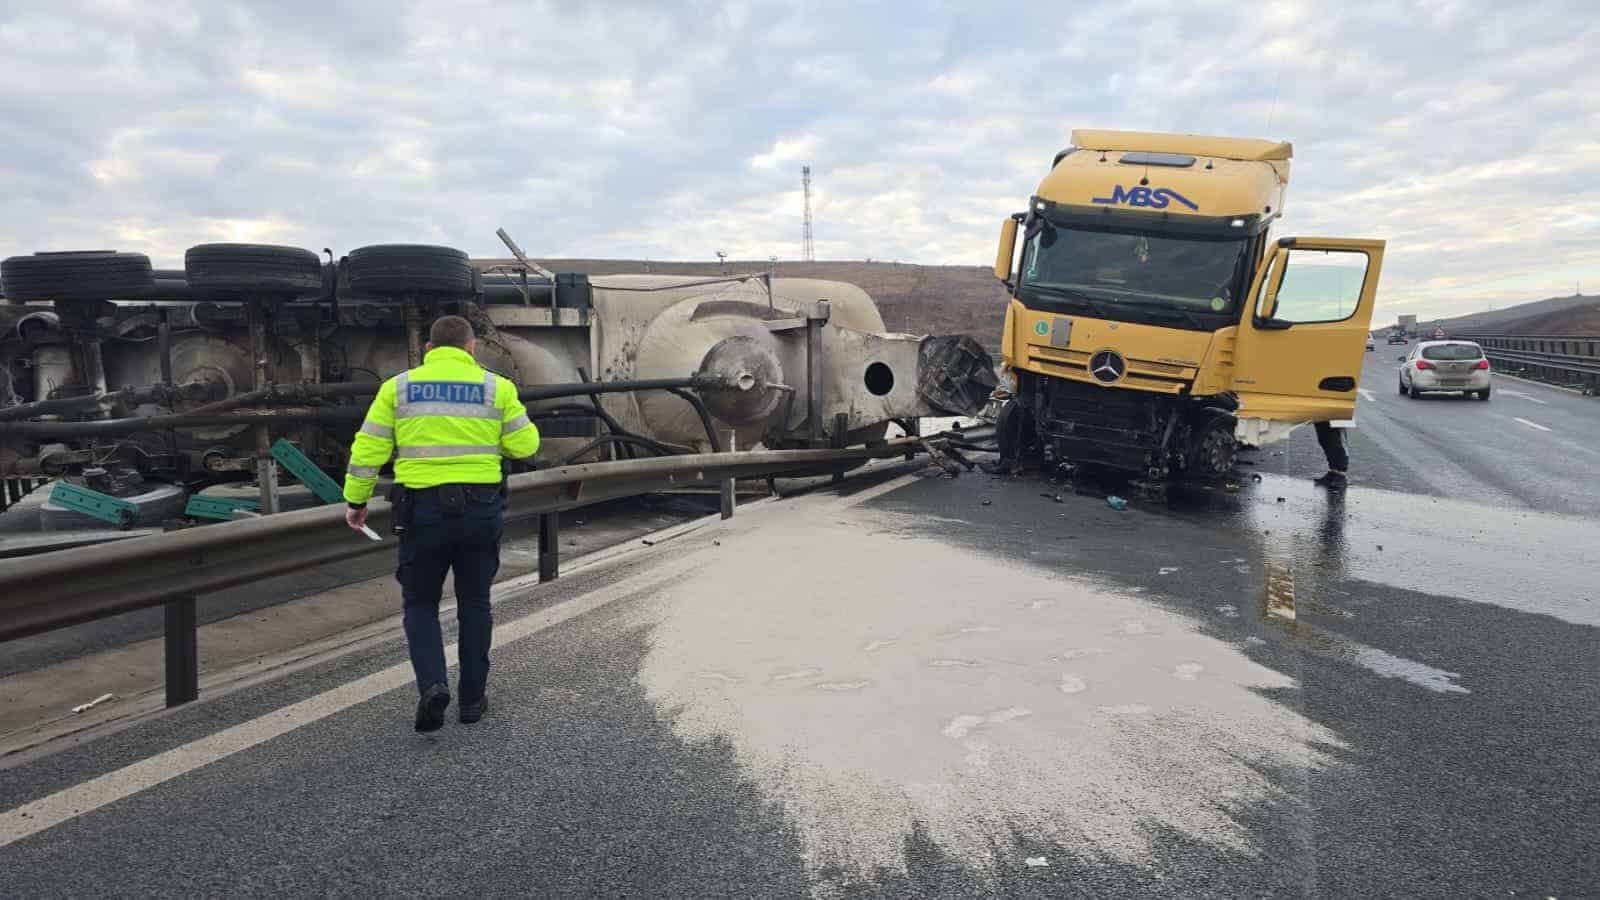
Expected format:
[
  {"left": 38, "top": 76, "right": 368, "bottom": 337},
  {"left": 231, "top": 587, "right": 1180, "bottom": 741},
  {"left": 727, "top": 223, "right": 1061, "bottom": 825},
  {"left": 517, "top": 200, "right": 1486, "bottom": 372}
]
[
  {"left": 981, "top": 499, "right": 993, "bottom": 506},
  {"left": 1025, "top": 856, "right": 1050, "bottom": 868},
  {"left": 1106, "top": 496, "right": 1128, "bottom": 510},
  {"left": 1159, "top": 567, "right": 1179, "bottom": 575},
  {"left": 71, "top": 693, "right": 115, "bottom": 714}
]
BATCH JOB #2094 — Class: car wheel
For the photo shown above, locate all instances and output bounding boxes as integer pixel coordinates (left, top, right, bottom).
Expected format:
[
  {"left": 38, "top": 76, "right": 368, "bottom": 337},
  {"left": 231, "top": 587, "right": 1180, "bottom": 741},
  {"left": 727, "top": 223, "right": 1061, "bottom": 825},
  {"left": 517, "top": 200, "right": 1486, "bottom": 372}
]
[
  {"left": 1408, "top": 381, "right": 1421, "bottom": 399},
  {"left": 1, "top": 250, "right": 155, "bottom": 303},
  {"left": 185, "top": 243, "right": 324, "bottom": 297},
  {"left": 1478, "top": 388, "right": 1491, "bottom": 401},
  {"left": 1398, "top": 376, "right": 1407, "bottom": 396}
]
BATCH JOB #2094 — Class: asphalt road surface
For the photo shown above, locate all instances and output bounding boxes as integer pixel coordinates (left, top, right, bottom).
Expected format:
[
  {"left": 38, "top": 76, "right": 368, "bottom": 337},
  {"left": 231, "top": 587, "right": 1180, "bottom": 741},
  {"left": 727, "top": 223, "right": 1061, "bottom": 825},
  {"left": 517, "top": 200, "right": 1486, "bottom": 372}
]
[{"left": 1, "top": 364, "right": 1596, "bottom": 898}]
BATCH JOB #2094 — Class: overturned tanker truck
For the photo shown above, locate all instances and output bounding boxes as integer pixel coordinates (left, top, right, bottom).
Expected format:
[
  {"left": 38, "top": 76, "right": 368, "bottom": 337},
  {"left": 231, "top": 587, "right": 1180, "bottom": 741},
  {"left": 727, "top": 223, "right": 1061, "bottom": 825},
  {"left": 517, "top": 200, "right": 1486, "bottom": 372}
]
[{"left": 0, "top": 238, "right": 995, "bottom": 528}]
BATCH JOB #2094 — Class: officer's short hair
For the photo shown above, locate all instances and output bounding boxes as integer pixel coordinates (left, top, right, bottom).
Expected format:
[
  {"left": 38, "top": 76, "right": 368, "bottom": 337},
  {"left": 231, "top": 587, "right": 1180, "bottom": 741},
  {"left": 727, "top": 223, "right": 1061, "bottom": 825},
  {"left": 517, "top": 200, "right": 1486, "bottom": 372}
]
[{"left": 428, "top": 315, "right": 475, "bottom": 349}]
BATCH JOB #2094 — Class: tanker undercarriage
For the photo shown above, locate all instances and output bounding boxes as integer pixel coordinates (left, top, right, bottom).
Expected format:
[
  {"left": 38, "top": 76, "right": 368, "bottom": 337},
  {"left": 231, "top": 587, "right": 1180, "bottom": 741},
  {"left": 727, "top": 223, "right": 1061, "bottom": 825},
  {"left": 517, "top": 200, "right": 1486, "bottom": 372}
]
[{"left": 0, "top": 236, "right": 997, "bottom": 534}]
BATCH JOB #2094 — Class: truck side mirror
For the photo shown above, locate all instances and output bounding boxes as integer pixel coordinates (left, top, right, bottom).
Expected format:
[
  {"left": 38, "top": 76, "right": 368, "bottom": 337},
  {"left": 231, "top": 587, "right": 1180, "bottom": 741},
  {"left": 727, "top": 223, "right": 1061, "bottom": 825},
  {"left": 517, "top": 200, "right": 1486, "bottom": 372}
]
[{"left": 994, "top": 217, "right": 1019, "bottom": 283}]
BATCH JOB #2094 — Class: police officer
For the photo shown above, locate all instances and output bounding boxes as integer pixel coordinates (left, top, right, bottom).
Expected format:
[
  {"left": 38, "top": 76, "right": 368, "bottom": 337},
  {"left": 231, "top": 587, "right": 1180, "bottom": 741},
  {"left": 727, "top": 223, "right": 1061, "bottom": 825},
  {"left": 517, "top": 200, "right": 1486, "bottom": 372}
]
[{"left": 343, "top": 315, "right": 540, "bottom": 732}]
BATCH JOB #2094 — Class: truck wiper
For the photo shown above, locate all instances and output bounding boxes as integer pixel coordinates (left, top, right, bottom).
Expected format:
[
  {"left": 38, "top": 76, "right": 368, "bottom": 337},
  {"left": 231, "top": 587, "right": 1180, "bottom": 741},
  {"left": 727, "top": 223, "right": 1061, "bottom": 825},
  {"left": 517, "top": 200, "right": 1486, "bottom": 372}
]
[
  {"left": 1023, "top": 285, "right": 1108, "bottom": 317},
  {"left": 1115, "top": 300, "right": 1209, "bottom": 330}
]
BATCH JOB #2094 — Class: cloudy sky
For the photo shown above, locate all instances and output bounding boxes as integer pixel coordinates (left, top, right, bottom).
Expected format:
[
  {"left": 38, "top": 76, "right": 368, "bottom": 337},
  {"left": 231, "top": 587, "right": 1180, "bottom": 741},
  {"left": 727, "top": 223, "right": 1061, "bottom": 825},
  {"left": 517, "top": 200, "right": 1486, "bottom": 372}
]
[{"left": 1, "top": 0, "right": 1596, "bottom": 320}]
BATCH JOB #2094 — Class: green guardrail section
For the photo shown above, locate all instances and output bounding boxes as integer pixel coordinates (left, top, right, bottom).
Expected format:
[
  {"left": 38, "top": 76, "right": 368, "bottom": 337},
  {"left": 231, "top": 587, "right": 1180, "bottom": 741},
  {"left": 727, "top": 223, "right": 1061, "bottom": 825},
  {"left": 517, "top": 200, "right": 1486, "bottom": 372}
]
[
  {"left": 184, "top": 495, "right": 262, "bottom": 522},
  {"left": 49, "top": 481, "right": 139, "bottom": 527},
  {"left": 269, "top": 439, "right": 345, "bottom": 505}
]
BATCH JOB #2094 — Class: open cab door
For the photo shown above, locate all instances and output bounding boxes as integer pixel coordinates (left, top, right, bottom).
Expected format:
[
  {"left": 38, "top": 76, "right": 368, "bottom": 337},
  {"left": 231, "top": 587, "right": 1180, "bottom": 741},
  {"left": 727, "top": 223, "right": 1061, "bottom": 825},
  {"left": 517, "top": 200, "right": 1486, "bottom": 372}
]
[{"left": 1231, "top": 236, "right": 1385, "bottom": 425}]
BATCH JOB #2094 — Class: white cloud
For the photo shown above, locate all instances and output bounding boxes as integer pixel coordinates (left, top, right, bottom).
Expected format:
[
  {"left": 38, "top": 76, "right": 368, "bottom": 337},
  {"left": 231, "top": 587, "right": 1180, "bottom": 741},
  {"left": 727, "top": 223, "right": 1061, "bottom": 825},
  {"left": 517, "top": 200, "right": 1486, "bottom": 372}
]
[
  {"left": 0, "top": 0, "right": 1595, "bottom": 320},
  {"left": 748, "top": 135, "right": 821, "bottom": 170}
]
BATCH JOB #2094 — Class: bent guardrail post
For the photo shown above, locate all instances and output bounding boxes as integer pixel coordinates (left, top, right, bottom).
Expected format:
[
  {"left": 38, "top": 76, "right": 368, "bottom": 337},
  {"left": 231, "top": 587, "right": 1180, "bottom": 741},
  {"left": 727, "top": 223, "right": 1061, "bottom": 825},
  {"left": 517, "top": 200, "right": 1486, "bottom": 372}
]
[{"left": 538, "top": 513, "right": 559, "bottom": 583}]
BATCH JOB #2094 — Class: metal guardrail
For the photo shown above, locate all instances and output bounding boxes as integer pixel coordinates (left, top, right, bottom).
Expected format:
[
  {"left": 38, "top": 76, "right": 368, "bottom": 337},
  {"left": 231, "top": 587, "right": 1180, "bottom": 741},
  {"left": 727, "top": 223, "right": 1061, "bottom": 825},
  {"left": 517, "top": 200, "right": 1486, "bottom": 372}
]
[
  {"left": 1455, "top": 333, "right": 1600, "bottom": 391},
  {"left": 0, "top": 434, "right": 972, "bottom": 706}
]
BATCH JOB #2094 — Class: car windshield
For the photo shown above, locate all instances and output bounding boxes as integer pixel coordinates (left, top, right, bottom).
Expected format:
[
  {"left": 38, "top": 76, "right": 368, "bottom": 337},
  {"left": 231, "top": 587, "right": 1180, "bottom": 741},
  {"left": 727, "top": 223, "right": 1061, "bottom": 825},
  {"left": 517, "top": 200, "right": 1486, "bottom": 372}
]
[
  {"left": 1422, "top": 344, "right": 1483, "bottom": 360},
  {"left": 1018, "top": 221, "right": 1252, "bottom": 330}
]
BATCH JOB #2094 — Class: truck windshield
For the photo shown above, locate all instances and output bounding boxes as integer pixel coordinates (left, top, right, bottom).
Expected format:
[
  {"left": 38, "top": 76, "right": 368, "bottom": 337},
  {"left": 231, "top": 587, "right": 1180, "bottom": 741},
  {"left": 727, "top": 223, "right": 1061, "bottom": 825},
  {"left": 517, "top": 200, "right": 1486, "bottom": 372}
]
[{"left": 1018, "top": 221, "right": 1252, "bottom": 329}]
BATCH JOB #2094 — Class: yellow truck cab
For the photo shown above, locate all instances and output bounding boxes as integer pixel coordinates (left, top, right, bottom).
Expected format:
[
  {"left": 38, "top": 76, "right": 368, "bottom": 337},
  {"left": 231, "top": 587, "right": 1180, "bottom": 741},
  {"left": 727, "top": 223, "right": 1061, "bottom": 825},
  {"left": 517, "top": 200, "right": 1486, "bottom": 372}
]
[{"left": 993, "top": 129, "right": 1385, "bottom": 478}]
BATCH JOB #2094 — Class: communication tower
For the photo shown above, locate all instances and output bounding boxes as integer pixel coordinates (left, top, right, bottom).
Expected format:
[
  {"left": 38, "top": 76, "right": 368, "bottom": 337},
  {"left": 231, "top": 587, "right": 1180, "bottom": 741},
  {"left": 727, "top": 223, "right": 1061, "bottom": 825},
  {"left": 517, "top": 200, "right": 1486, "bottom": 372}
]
[{"left": 801, "top": 165, "right": 815, "bottom": 262}]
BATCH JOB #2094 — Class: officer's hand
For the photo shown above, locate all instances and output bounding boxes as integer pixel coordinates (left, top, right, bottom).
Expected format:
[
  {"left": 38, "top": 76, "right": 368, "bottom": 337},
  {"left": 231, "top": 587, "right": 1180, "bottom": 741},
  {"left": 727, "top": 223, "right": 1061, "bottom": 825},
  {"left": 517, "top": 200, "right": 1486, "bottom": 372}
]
[{"left": 346, "top": 505, "right": 369, "bottom": 531}]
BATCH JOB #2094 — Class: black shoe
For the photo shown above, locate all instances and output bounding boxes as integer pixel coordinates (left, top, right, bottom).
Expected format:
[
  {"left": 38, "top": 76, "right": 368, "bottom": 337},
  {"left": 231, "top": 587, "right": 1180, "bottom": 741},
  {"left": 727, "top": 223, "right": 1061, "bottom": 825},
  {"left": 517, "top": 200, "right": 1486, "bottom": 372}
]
[
  {"left": 415, "top": 683, "right": 451, "bottom": 733},
  {"left": 459, "top": 695, "right": 488, "bottom": 725},
  {"left": 1313, "top": 471, "right": 1348, "bottom": 489}
]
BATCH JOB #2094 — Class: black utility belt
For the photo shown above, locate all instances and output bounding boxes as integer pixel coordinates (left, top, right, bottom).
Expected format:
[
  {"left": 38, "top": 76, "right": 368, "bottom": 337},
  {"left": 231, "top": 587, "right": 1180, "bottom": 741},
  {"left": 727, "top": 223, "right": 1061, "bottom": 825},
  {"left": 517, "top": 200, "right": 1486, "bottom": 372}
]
[
  {"left": 402, "top": 482, "right": 506, "bottom": 501},
  {"left": 387, "top": 482, "right": 505, "bottom": 533}
]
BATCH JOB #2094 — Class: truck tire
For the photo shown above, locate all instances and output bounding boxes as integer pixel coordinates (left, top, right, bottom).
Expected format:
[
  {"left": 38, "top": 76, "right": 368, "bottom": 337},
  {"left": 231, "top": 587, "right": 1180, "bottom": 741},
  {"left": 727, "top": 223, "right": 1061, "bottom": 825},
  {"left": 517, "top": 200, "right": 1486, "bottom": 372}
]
[
  {"left": 184, "top": 243, "right": 323, "bottom": 296},
  {"left": 995, "top": 399, "right": 1035, "bottom": 462},
  {"left": 1, "top": 251, "right": 155, "bottom": 303},
  {"left": 344, "top": 244, "right": 474, "bottom": 298},
  {"left": 1188, "top": 411, "right": 1237, "bottom": 479}
]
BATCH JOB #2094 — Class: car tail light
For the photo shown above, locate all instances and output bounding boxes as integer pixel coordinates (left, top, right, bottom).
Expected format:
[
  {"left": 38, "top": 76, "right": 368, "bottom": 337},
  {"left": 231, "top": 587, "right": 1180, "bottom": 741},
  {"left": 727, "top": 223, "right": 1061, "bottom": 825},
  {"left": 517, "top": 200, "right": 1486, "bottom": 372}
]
[
  {"left": 1416, "top": 360, "right": 1435, "bottom": 370},
  {"left": 1473, "top": 359, "right": 1490, "bottom": 370}
]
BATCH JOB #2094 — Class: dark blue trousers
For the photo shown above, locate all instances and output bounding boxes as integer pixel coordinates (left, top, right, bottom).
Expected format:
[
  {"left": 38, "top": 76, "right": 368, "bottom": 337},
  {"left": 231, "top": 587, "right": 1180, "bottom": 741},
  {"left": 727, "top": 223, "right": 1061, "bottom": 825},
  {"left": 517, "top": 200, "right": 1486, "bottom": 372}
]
[
  {"left": 1314, "top": 421, "right": 1350, "bottom": 472},
  {"left": 396, "top": 486, "right": 503, "bottom": 703}
]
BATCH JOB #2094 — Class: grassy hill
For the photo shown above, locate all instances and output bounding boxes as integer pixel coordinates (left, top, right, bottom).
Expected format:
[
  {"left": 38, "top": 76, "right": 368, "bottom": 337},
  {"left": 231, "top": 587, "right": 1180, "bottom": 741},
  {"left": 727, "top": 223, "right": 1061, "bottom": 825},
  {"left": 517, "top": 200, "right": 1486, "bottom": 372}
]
[{"left": 1432, "top": 294, "right": 1600, "bottom": 335}]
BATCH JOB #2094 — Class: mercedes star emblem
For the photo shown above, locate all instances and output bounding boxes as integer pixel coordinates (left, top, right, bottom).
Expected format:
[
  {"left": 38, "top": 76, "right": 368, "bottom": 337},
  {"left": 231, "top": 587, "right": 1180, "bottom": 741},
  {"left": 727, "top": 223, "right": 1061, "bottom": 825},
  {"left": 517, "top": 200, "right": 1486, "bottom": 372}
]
[{"left": 1089, "top": 350, "right": 1126, "bottom": 384}]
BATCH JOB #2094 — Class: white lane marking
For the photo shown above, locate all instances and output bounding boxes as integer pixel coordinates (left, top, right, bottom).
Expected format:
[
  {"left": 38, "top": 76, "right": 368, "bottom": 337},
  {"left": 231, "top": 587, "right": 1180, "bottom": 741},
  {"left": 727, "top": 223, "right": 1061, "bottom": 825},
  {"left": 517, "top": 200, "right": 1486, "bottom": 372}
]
[
  {"left": 1498, "top": 389, "right": 1548, "bottom": 405},
  {"left": 1357, "top": 388, "right": 1376, "bottom": 403},
  {"left": 835, "top": 470, "right": 926, "bottom": 509},
  {"left": 0, "top": 553, "right": 706, "bottom": 849},
  {"left": 1513, "top": 417, "right": 1552, "bottom": 433}
]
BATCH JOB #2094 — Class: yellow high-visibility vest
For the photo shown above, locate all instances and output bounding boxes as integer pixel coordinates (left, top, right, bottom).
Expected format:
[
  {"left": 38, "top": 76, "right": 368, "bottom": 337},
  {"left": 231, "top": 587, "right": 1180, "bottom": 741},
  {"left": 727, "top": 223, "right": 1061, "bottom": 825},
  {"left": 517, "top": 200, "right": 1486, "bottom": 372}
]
[{"left": 342, "top": 346, "right": 540, "bottom": 504}]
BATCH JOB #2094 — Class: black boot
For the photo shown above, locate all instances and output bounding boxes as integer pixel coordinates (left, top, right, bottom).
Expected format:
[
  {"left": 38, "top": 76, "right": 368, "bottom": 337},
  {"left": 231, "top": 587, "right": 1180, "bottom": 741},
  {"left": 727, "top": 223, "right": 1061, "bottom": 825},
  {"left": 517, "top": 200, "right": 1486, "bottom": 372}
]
[
  {"left": 459, "top": 695, "right": 489, "bottom": 725},
  {"left": 415, "top": 682, "right": 451, "bottom": 733},
  {"left": 1313, "top": 470, "right": 1348, "bottom": 489}
]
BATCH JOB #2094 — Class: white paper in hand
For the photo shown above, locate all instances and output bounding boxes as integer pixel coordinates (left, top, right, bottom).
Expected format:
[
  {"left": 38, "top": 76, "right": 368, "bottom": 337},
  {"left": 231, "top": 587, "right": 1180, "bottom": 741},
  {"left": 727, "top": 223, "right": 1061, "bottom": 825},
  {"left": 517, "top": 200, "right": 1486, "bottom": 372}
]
[{"left": 358, "top": 524, "right": 383, "bottom": 542}]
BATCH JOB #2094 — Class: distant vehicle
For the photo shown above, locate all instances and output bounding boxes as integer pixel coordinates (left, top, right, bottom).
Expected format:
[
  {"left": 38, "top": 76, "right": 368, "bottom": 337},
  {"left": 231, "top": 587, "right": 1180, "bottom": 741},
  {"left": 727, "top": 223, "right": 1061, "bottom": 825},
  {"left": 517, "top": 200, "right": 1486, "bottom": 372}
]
[
  {"left": 1366, "top": 335, "right": 1376, "bottom": 351},
  {"left": 1387, "top": 331, "right": 1408, "bottom": 344},
  {"left": 1400, "top": 340, "right": 1491, "bottom": 400},
  {"left": 1432, "top": 326, "right": 1446, "bottom": 339}
]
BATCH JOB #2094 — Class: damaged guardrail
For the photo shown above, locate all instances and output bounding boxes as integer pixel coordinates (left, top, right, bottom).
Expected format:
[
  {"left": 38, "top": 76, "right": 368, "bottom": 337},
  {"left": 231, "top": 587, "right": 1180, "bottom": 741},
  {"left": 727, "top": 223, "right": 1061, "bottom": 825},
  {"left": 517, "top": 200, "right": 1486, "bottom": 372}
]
[{"left": 0, "top": 433, "right": 982, "bottom": 707}]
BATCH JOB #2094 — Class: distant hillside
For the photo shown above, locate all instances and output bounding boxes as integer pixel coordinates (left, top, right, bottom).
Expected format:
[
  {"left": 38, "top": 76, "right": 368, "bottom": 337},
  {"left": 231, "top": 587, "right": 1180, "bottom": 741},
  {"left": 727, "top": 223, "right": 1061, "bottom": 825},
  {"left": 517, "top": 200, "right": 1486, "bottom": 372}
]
[
  {"left": 488, "top": 259, "right": 1011, "bottom": 346},
  {"left": 487, "top": 258, "right": 1600, "bottom": 341},
  {"left": 1432, "top": 294, "right": 1600, "bottom": 335}
]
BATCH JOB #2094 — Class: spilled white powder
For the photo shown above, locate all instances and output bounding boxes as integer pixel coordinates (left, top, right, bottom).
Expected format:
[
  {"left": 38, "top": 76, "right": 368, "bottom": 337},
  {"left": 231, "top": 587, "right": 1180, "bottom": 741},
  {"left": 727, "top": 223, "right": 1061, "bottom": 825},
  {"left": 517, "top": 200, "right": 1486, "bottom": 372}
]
[{"left": 632, "top": 502, "right": 1341, "bottom": 880}]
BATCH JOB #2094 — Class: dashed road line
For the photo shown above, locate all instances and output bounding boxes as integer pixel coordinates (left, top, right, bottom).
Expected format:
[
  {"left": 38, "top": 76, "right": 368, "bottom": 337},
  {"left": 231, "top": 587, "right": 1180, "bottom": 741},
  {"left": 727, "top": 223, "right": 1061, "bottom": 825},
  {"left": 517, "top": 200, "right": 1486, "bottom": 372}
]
[
  {"left": 1498, "top": 389, "right": 1548, "bottom": 405},
  {"left": 1513, "top": 417, "right": 1552, "bottom": 433}
]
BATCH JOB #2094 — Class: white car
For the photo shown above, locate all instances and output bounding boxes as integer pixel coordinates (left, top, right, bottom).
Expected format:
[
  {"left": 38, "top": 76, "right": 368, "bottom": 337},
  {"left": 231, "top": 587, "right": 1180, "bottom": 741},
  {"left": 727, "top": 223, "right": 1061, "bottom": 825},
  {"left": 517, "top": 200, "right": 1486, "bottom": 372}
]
[{"left": 1399, "top": 340, "right": 1491, "bottom": 400}]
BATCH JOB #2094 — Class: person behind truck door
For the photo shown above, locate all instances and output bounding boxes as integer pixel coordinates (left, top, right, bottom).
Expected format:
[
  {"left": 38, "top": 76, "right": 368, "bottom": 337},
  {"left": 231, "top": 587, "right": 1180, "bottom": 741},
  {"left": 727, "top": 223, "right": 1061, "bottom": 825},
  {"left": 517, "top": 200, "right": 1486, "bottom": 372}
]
[
  {"left": 343, "top": 315, "right": 541, "bottom": 732},
  {"left": 1313, "top": 421, "right": 1348, "bottom": 489}
]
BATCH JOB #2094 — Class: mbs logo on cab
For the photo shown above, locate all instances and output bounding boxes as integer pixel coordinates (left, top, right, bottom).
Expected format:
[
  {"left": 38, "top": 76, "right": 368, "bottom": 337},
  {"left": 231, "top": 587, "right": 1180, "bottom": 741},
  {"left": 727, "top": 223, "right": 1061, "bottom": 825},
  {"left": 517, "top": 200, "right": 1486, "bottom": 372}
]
[{"left": 1092, "top": 185, "right": 1199, "bottom": 211}]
